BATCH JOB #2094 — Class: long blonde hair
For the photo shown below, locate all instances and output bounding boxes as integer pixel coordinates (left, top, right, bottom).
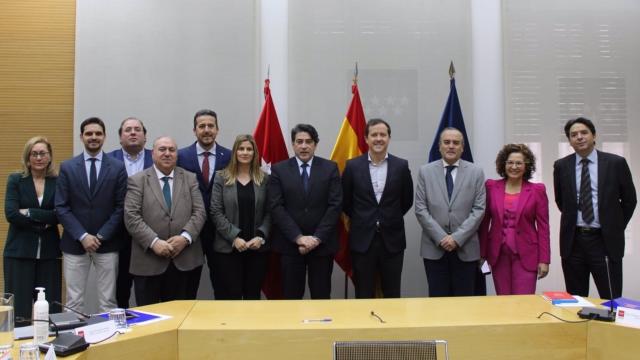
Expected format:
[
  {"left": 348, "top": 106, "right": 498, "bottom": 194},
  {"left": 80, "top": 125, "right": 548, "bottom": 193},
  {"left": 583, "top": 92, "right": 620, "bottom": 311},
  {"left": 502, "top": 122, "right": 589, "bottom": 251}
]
[
  {"left": 21, "top": 136, "right": 56, "bottom": 177},
  {"left": 222, "top": 134, "right": 265, "bottom": 186}
]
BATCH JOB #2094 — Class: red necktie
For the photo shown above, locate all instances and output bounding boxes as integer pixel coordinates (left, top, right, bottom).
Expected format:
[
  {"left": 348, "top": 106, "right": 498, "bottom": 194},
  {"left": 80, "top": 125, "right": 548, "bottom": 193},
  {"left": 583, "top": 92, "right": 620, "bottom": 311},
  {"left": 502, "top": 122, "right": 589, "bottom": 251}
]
[{"left": 202, "top": 151, "right": 210, "bottom": 188}]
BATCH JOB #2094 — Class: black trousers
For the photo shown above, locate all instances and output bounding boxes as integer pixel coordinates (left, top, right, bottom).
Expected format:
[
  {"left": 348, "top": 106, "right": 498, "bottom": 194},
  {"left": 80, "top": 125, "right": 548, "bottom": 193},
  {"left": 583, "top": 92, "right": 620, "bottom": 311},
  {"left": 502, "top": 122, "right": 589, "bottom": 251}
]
[
  {"left": 4, "top": 257, "right": 61, "bottom": 322},
  {"left": 281, "top": 253, "right": 333, "bottom": 299},
  {"left": 211, "top": 250, "right": 268, "bottom": 300},
  {"left": 561, "top": 229, "right": 622, "bottom": 299},
  {"left": 115, "top": 237, "right": 133, "bottom": 308},
  {"left": 197, "top": 220, "right": 216, "bottom": 298},
  {"left": 134, "top": 262, "right": 192, "bottom": 306},
  {"left": 423, "top": 251, "right": 476, "bottom": 297},
  {"left": 351, "top": 233, "right": 403, "bottom": 298}
]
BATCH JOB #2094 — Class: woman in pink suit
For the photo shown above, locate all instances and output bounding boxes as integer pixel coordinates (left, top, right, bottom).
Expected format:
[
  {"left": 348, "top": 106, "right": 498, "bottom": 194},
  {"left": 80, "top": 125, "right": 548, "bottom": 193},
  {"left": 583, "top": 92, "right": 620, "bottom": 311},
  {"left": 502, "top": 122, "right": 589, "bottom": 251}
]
[{"left": 479, "top": 144, "right": 550, "bottom": 295}]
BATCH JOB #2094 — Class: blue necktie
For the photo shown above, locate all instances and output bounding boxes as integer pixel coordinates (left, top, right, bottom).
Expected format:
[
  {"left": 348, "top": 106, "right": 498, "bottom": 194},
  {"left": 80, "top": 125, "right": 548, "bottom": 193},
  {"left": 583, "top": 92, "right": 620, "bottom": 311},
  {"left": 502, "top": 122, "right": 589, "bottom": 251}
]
[
  {"left": 301, "top": 163, "right": 309, "bottom": 194},
  {"left": 89, "top": 158, "right": 97, "bottom": 193},
  {"left": 162, "top": 176, "right": 172, "bottom": 210},
  {"left": 445, "top": 165, "right": 455, "bottom": 200}
]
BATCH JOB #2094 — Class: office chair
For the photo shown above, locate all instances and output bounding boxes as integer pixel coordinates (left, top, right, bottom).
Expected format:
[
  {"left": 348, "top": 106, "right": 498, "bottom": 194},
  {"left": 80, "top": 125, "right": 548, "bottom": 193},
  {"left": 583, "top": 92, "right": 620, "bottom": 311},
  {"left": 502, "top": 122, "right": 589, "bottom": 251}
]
[{"left": 333, "top": 340, "right": 449, "bottom": 360}]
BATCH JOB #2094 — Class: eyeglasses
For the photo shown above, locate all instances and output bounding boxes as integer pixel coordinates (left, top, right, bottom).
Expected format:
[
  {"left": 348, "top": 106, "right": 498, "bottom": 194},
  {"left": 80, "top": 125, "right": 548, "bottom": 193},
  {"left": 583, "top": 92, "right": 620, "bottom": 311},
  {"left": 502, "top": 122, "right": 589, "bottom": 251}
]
[
  {"left": 30, "top": 151, "right": 50, "bottom": 159},
  {"left": 505, "top": 160, "right": 526, "bottom": 167}
]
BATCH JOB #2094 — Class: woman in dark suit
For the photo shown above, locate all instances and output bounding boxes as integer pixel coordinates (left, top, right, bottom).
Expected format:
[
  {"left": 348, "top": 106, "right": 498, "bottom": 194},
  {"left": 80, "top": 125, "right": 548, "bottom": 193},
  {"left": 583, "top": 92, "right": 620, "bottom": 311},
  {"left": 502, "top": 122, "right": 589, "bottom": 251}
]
[
  {"left": 4, "top": 136, "right": 61, "bottom": 320},
  {"left": 479, "top": 144, "right": 550, "bottom": 295},
  {"left": 210, "top": 134, "right": 270, "bottom": 300}
]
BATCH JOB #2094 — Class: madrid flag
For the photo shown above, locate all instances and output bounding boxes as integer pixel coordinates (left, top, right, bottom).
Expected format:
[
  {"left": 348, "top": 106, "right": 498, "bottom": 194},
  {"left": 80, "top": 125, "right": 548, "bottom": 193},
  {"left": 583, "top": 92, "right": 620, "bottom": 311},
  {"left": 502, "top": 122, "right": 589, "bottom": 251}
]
[{"left": 253, "top": 78, "right": 288, "bottom": 299}]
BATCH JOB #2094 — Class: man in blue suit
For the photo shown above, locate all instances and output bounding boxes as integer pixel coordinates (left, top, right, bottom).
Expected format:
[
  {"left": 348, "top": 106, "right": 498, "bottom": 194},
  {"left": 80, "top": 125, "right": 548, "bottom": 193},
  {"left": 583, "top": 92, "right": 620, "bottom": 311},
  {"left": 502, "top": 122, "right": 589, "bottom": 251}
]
[
  {"left": 342, "top": 118, "right": 413, "bottom": 298},
  {"left": 56, "top": 117, "right": 128, "bottom": 313},
  {"left": 269, "top": 124, "right": 342, "bottom": 299},
  {"left": 177, "top": 109, "right": 231, "bottom": 297},
  {"left": 108, "top": 117, "right": 153, "bottom": 308}
]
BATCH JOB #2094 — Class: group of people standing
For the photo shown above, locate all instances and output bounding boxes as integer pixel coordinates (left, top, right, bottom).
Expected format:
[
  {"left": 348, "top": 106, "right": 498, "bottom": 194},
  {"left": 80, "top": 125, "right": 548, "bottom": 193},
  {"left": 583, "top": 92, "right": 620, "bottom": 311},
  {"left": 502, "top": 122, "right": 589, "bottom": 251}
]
[{"left": 4, "top": 112, "right": 636, "bottom": 321}]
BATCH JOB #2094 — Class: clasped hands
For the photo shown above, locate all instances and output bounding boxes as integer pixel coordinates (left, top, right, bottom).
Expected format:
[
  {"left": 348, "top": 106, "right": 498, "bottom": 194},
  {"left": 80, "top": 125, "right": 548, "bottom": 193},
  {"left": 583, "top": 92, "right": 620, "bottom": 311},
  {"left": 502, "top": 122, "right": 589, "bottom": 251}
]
[
  {"left": 296, "top": 235, "right": 320, "bottom": 255},
  {"left": 439, "top": 235, "right": 459, "bottom": 252},
  {"left": 151, "top": 235, "right": 189, "bottom": 258},
  {"left": 233, "top": 236, "right": 264, "bottom": 252}
]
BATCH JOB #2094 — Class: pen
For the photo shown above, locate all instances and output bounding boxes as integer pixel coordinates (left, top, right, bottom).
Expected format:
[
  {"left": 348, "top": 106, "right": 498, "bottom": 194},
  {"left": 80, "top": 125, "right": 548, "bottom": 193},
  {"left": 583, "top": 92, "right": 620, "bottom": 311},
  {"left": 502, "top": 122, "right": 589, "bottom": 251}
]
[{"left": 302, "top": 318, "right": 332, "bottom": 323}]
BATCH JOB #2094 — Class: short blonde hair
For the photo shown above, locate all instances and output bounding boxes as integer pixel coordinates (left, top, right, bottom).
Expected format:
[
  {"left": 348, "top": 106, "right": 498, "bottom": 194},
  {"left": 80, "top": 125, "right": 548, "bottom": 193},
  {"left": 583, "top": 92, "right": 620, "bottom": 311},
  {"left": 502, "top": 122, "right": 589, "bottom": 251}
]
[{"left": 21, "top": 136, "right": 56, "bottom": 177}]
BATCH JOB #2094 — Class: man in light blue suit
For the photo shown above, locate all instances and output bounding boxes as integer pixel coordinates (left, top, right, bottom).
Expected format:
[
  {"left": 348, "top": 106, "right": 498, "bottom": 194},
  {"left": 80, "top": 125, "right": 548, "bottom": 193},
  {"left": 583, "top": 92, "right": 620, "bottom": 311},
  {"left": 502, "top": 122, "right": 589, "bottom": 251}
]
[
  {"left": 56, "top": 117, "right": 128, "bottom": 313},
  {"left": 177, "top": 109, "right": 231, "bottom": 297},
  {"left": 108, "top": 117, "right": 153, "bottom": 308}
]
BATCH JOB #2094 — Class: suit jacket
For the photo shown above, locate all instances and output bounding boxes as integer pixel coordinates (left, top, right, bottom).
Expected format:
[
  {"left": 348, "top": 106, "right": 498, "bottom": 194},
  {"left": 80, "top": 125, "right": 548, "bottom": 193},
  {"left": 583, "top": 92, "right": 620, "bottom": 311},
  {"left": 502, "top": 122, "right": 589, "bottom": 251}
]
[
  {"left": 124, "top": 166, "right": 206, "bottom": 276},
  {"left": 342, "top": 153, "right": 413, "bottom": 253},
  {"left": 4, "top": 173, "right": 61, "bottom": 259},
  {"left": 177, "top": 142, "right": 232, "bottom": 212},
  {"left": 210, "top": 171, "right": 271, "bottom": 253},
  {"left": 55, "top": 153, "right": 128, "bottom": 255},
  {"left": 108, "top": 148, "right": 153, "bottom": 170},
  {"left": 415, "top": 159, "right": 486, "bottom": 261},
  {"left": 479, "top": 179, "right": 550, "bottom": 272},
  {"left": 553, "top": 150, "right": 637, "bottom": 260},
  {"left": 268, "top": 156, "right": 342, "bottom": 256}
]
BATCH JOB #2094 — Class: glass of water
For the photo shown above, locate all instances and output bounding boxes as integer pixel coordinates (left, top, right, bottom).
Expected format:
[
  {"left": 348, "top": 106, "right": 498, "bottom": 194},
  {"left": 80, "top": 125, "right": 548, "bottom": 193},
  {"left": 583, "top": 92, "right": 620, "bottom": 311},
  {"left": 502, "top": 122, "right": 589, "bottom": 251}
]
[
  {"left": 0, "top": 293, "right": 14, "bottom": 348},
  {"left": 20, "top": 342, "right": 40, "bottom": 360},
  {"left": 108, "top": 308, "right": 128, "bottom": 332}
]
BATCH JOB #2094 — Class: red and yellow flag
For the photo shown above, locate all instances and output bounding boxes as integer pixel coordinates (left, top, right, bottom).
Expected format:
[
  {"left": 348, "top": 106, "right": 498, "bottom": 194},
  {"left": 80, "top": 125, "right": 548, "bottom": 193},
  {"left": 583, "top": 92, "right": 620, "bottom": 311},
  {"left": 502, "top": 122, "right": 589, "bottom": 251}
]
[{"left": 330, "top": 82, "right": 368, "bottom": 277}]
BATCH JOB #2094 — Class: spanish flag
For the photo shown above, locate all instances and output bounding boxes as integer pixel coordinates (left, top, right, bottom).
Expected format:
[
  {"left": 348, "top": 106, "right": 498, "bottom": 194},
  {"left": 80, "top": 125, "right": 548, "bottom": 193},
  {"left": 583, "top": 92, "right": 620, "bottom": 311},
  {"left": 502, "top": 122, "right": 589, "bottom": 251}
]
[{"left": 330, "top": 81, "right": 368, "bottom": 278}]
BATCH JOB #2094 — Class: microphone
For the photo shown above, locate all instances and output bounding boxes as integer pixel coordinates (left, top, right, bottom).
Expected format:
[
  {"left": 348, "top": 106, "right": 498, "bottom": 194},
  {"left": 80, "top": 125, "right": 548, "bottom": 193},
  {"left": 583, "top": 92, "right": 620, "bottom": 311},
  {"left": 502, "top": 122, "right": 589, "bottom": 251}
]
[
  {"left": 577, "top": 255, "right": 616, "bottom": 322},
  {"left": 52, "top": 301, "right": 91, "bottom": 319}
]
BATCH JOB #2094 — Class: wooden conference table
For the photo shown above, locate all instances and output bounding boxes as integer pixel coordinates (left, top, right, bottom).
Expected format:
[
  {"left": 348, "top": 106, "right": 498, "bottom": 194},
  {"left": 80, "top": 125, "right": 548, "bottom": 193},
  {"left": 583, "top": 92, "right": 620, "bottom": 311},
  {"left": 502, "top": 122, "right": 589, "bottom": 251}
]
[{"left": 15, "top": 295, "right": 640, "bottom": 359}]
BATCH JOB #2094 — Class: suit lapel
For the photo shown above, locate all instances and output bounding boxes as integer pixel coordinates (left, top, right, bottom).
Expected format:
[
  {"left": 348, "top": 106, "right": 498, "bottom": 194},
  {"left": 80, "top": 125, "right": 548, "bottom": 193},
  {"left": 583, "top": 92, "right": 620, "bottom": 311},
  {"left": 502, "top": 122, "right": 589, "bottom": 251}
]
[
  {"left": 75, "top": 156, "right": 92, "bottom": 200},
  {"left": 289, "top": 158, "right": 306, "bottom": 197},
  {"left": 171, "top": 168, "right": 186, "bottom": 216},
  {"left": 434, "top": 161, "right": 449, "bottom": 204},
  {"left": 42, "top": 177, "right": 55, "bottom": 207},
  {"left": 568, "top": 155, "right": 577, "bottom": 205},
  {"left": 377, "top": 155, "right": 393, "bottom": 204},
  {"left": 148, "top": 169, "right": 171, "bottom": 215},
  {"left": 449, "top": 161, "right": 467, "bottom": 204},
  {"left": 596, "top": 150, "right": 605, "bottom": 209},
  {"left": 93, "top": 154, "right": 109, "bottom": 196}
]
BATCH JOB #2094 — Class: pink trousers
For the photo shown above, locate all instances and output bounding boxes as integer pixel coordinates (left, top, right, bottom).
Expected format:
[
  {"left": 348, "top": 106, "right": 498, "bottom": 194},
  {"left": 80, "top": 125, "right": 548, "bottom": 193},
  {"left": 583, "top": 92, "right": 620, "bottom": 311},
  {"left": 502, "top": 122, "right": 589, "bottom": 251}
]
[{"left": 492, "top": 244, "right": 537, "bottom": 295}]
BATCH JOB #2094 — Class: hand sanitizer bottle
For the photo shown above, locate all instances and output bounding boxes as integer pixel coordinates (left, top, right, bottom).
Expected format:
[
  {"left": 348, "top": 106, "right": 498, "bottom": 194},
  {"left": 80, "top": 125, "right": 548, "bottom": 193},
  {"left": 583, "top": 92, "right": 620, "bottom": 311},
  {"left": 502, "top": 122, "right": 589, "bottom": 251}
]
[{"left": 33, "top": 287, "right": 49, "bottom": 344}]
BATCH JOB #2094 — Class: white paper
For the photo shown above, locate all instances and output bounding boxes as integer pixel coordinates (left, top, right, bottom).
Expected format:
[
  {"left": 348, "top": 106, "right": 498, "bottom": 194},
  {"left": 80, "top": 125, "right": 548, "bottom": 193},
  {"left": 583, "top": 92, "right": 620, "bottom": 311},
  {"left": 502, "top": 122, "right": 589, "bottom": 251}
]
[
  {"left": 74, "top": 320, "right": 118, "bottom": 343},
  {"left": 616, "top": 306, "right": 640, "bottom": 328}
]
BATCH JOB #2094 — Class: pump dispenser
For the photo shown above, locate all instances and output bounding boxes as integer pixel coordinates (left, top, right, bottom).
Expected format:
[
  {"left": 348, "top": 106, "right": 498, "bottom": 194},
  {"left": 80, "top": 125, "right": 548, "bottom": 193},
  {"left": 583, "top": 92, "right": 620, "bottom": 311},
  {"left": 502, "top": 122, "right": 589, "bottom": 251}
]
[{"left": 33, "top": 287, "right": 49, "bottom": 344}]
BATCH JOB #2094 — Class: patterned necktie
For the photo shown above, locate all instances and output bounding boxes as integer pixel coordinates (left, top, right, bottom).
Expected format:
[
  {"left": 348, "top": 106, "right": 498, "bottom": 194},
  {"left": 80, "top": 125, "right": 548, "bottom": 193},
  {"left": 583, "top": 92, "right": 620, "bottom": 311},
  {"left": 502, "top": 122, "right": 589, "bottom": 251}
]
[
  {"left": 301, "top": 163, "right": 309, "bottom": 194},
  {"left": 445, "top": 165, "right": 455, "bottom": 200},
  {"left": 89, "top": 158, "right": 97, "bottom": 193},
  {"left": 202, "top": 151, "right": 211, "bottom": 188},
  {"left": 162, "top": 176, "right": 172, "bottom": 210},
  {"left": 579, "top": 158, "right": 594, "bottom": 224}
]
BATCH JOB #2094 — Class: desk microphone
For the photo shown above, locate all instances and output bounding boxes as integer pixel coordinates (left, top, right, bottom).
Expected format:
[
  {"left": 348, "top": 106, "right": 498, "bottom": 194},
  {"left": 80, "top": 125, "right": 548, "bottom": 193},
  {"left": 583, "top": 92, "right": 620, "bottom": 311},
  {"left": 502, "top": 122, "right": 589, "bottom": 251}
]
[
  {"left": 577, "top": 256, "right": 616, "bottom": 322},
  {"left": 52, "top": 301, "right": 91, "bottom": 319}
]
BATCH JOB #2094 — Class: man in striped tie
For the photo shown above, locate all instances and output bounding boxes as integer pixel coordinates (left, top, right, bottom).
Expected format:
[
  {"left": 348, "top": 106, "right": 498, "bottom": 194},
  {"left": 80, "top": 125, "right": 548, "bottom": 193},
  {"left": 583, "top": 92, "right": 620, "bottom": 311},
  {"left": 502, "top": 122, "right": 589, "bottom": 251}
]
[{"left": 553, "top": 117, "right": 637, "bottom": 299}]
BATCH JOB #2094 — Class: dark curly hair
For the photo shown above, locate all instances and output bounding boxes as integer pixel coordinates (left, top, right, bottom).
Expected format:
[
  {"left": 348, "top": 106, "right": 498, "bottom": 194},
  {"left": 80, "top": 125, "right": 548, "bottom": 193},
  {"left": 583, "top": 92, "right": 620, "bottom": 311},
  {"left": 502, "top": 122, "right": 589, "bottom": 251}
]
[{"left": 495, "top": 143, "right": 536, "bottom": 180}]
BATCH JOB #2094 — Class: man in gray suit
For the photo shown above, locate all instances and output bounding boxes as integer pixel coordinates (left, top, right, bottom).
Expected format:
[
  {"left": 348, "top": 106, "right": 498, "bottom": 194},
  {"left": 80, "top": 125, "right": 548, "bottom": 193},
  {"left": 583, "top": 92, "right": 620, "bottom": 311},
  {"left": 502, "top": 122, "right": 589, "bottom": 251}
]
[
  {"left": 124, "top": 136, "right": 206, "bottom": 305},
  {"left": 415, "top": 127, "right": 485, "bottom": 297}
]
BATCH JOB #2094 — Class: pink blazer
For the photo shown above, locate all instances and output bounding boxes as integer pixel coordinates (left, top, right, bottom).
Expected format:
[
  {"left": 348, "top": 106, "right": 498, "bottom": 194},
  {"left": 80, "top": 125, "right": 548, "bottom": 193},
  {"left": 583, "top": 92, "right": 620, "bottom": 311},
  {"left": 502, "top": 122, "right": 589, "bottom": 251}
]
[{"left": 479, "top": 179, "right": 550, "bottom": 272}]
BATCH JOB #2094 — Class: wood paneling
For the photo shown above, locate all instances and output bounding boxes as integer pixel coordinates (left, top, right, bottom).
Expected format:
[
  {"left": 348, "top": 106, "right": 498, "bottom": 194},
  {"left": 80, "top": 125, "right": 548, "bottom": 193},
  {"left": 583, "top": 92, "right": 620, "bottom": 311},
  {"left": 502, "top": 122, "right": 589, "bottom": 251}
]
[{"left": 0, "top": 0, "right": 75, "bottom": 291}]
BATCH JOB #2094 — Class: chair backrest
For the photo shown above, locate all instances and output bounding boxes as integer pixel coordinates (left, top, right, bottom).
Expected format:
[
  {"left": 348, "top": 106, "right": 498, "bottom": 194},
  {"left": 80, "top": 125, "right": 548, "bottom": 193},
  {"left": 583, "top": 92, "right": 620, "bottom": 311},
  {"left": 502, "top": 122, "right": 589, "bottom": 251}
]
[{"left": 333, "top": 340, "right": 448, "bottom": 360}]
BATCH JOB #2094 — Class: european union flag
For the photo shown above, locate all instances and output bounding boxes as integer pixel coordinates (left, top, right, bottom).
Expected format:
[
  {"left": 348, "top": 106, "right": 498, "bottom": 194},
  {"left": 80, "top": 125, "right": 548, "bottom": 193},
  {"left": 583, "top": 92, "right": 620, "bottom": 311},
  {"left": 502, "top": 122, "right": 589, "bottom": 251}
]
[{"left": 428, "top": 78, "right": 474, "bottom": 163}]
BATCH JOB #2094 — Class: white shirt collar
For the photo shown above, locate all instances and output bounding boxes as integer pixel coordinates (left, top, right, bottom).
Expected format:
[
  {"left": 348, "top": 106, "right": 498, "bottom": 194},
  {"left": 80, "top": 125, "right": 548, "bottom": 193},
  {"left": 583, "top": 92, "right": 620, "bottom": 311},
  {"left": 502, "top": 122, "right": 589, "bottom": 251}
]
[
  {"left": 83, "top": 151, "right": 103, "bottom": 161},
  {"left": 295, "top": 156, "right": 314, "bottom": 167},
  {"left": 154, "top": 165, "right": 175, "bottom": 179},
  {"left": 196, "top": 142, "right": 216, "bottom": 156},
  {"left": 441, "top": 159, "right": 460, "bottom": 168}
]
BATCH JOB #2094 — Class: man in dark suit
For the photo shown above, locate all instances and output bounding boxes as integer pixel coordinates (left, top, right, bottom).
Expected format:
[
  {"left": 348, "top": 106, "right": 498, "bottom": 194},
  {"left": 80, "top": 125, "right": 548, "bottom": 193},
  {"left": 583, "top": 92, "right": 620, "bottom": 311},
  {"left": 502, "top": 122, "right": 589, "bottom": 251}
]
[
  {"left": 553, "top": 117, "right": 636, "bottom": 299},
  {"left": 342, "top": 118, "right": 413, "bottom": 298},
  {"left": 269, "top": 124, "right": 342, "bottom": 299},
  {"left": 55, "top": 117, "right": 128, "bottom": 313},
  {"left": 108, "top": 117, "right": 153, "bottom": 308},
  {"left": 124, "top": 136, "right": 206, "bottom": 305},
  {"left": 177, "top": 109, "right": 231, "bottom": 297}
]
